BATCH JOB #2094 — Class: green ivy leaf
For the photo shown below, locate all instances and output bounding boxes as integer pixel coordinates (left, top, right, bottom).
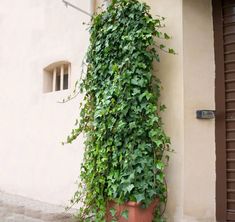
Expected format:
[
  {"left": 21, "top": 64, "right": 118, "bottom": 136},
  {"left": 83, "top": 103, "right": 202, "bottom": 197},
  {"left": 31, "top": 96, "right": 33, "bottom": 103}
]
[
  {"left": 168, "top": 48, "right": 176, "bottom": 54},
  {"left": 160, "top": 44, "right": 165, "bottom": 49},
  {"left": 156, "top": 162, "right": 165, "bottom": 170},
  {"left": 134, "top": 194, "right": 145, "bottom": 203},
  {"left": 121, "top": 210, "right": 129, "bottom": 219},
  {"left": 110, "top": 208, "right": 116, "bottom": 217},
  {"left": 164, "top": 33, "right": 171, "bottom": 40},
  {"left": 126, "top": 184, "right": 135, "bottom": 193}
]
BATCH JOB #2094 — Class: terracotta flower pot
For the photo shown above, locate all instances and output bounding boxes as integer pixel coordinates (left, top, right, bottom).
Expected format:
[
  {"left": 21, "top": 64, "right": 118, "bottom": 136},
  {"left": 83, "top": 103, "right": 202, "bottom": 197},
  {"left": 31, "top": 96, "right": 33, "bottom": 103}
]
[{"left": 106, "top": 199, "right": 159, "bottom": 222}]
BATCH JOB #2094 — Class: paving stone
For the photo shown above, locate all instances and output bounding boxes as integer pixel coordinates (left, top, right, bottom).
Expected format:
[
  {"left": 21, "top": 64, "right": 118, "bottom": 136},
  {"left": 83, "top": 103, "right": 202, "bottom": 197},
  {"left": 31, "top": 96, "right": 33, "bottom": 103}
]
[
  {"left": 11, "top": 205, "right": 25, "bottom": 214},
  {"left": 0, "top": 191, "right": 78, "bottom": 222}
]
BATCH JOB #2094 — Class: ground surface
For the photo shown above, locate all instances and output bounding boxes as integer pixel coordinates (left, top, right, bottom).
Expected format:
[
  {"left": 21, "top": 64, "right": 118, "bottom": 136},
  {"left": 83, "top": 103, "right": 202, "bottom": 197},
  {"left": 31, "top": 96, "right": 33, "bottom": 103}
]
[{"left": 0, "top": 192, "right": 76, "bottom": 222}]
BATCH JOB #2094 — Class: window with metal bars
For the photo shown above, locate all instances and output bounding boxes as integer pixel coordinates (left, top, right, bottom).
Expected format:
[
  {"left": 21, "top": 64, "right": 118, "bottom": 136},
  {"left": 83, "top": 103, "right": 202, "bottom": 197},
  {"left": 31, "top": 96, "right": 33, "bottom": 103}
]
[{"left": 43, "top": 61, "right": 71, "bottom": 93}]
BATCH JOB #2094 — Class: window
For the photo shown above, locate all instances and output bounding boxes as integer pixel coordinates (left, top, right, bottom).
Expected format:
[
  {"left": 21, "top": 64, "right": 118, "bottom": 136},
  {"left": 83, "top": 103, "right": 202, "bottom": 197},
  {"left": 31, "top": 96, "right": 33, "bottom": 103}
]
[{"left": 43, "top": 61, "right": 71, "bottom": 93}]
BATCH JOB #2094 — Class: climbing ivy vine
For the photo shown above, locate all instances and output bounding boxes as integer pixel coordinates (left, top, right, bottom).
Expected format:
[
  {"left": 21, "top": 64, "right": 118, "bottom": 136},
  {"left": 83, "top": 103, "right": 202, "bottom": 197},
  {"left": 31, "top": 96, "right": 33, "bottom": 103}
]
[{"left": 65, "top": 0, "right": 174, "bottom": 221}]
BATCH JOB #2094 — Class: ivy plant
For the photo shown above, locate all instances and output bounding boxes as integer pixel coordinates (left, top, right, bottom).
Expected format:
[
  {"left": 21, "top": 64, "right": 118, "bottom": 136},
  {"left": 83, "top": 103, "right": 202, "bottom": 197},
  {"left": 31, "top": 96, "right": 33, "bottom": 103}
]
[{"left": 64, "top": 0, "right": 174, "bottom": 221}]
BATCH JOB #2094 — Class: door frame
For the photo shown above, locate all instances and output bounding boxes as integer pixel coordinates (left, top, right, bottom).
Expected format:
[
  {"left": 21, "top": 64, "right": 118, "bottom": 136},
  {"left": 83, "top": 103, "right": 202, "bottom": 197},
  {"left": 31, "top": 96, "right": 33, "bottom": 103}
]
[{"left": 212, "top": 0, "right": 227, "bottom": 221}]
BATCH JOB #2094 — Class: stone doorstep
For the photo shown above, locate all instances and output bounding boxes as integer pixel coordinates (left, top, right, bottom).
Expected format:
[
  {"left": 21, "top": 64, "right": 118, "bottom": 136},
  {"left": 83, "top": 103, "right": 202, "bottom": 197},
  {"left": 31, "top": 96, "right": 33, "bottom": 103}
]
[{"left": 0, "top": 192, "right": 77, "bottom": 222}]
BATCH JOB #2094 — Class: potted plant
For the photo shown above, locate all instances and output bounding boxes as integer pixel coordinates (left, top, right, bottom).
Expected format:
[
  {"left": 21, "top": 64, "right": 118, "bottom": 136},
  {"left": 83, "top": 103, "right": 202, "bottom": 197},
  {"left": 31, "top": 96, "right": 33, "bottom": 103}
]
[{"left": 64, "top": 0, "right": 174, "bottom": 221}]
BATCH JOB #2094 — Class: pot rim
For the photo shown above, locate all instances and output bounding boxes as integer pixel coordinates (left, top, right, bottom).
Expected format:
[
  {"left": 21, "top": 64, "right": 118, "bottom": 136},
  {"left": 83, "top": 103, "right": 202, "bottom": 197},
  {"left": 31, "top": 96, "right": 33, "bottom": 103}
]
[{"left": 108, "top": 198, "right": 160, "bottom": 207}]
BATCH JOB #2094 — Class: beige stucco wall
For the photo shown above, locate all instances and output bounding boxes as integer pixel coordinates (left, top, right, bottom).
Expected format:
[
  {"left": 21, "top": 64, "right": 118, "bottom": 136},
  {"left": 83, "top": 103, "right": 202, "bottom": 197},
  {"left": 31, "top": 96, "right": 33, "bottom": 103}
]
[
  {"left": 0, "top": 0, "right": 92, "bottom": 206},
  {"left": 183, "top": 0, "right": 216, "bottom": 221},
  {"left": 0, "top": 0, "right": 216, "bottom": 221}
]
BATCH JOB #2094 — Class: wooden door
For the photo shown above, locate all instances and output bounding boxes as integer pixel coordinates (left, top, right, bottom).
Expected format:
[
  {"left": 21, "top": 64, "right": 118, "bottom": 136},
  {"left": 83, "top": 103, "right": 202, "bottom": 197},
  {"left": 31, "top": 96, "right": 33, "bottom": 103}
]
[{"left": 213, "top": 0, "right": 235, "bottom": 221}]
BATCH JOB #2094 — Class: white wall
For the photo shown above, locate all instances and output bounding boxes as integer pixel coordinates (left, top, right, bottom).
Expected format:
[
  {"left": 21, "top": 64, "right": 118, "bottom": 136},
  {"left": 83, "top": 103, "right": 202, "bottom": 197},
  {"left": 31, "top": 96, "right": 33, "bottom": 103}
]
[{"left": 0, "top": 0, "right": 91, "bottom": 206}]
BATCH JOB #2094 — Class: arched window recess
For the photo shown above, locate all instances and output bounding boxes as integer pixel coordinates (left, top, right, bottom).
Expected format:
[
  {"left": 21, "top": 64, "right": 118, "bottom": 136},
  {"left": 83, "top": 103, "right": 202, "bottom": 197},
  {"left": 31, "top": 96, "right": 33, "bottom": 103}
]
[{"left": 43, "top": 61, "right": 71, "bottom": 93}]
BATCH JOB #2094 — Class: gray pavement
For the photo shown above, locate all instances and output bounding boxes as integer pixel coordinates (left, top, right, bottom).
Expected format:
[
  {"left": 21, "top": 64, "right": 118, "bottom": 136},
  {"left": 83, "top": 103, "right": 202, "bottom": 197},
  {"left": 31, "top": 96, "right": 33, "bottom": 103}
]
[{"left": 0, "top": 192, "right": 77, "bottom": 222}]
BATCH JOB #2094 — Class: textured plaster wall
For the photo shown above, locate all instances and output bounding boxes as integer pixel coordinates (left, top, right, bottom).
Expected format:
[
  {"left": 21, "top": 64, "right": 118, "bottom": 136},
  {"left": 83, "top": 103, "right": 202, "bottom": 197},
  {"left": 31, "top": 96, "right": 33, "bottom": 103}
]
[
  {"left": 0, "top": 0, "right": 92, "bottom": 206},
  {"left": 183, "top": 0, "right": 216, "bottom": 221}
]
